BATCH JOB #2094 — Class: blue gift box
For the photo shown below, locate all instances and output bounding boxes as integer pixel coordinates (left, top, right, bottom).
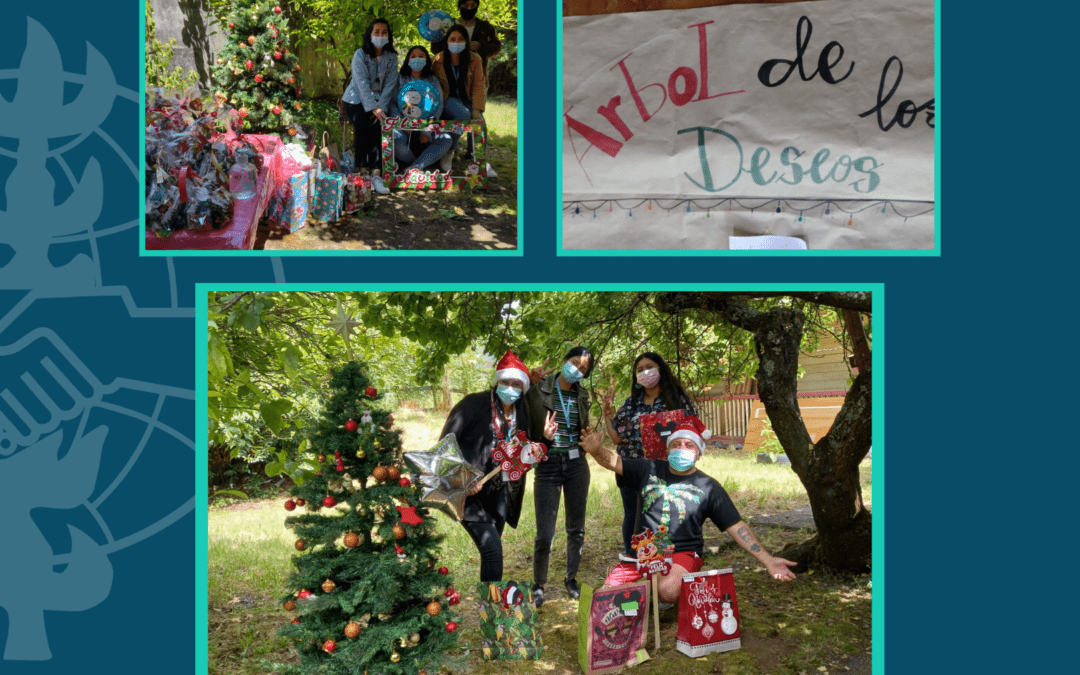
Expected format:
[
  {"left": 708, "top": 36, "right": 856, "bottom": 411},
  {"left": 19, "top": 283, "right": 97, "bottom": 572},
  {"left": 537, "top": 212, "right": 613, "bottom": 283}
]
[{"left": 312, "top": 171, "right": 346, "bottom": 223}]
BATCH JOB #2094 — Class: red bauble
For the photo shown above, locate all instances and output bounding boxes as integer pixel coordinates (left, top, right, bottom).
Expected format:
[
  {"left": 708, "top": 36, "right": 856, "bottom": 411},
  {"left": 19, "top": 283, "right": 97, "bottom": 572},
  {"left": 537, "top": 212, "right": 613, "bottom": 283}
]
[
  {"left": 336, "top": 461, "right": 345, "bottom": 472},
  {"left": 290, "top": 617, "right": 300, "bottom": 625},
  {"left": 438, "top": 566, "right": 449, "bottom": 575},
  {"left": 365, "top": 387, "right": 378, "bottom": 397},
  {"left": 238, "top": 107, "right": 249, "bottom": 117},
  {"left": 254, "top": 74, "right": 263, "bottom": 83},
  {"left": 284, "top": 500, "right": 296, "bottom": 511},
  {"left": 335, "top": 450, "right": 342, "bottom": 459},
  {"left": 274, "top": 51, "right": 282, "bottom": 60},
  {"left": 345, "top": 420, "right": 358, "bottom": 432},
  {"left": 295, "top": 498, "right": 306, "bottom": 506},
  {"left": 398, "top": 477, "right": 410, "bottom": 487},
  {"left": 448, "top": 591, "right": 460, "bottom": 606},
  {"left": 244, "top": 60, "right": 253, "bottom": 70},
  {"left": 445, "top": 621, "right": 458, "bottom": 633},
  {"left": 444, "top": 587, "right": 456, "bottom": 597},
  {"left": 298, "top": 590, "right": 312, "bottom": 599},
  {"left": 228, "top": 22, "right": 235, "bottom": 29},
  {"left": 322, "top": 640, "right": 336, "bottom": 653},
  {"left": 274, "top": 6, "right": 282, "bottom": 13},
  {"left": 322, "top": 496, "right": 337, "bottom": 508},
  {"left": 273, "top": 106, "right": 282, "bottom": 115}
]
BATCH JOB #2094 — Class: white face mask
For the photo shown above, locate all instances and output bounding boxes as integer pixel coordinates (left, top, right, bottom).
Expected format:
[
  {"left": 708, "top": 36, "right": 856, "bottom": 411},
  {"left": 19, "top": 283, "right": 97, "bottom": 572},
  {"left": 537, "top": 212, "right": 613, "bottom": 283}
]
[{"left": 636, "top": 367, "right": 660, "bottom": 388}]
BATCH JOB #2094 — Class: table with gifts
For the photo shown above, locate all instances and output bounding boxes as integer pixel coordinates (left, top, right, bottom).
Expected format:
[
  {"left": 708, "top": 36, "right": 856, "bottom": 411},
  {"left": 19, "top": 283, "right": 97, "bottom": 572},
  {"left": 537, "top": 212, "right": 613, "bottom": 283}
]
[
  {"left": 145, "top": 133, "right": 288, "bottom": 251},
  {"left": 379, "top": 117, "right": 489, "bottom": 190}
]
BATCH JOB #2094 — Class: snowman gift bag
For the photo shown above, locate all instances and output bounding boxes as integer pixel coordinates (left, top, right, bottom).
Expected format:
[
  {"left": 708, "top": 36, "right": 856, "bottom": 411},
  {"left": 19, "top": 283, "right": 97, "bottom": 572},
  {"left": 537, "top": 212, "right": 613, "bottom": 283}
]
[{"left": 676, "top": 568, "right": 741, "bottom": 656}]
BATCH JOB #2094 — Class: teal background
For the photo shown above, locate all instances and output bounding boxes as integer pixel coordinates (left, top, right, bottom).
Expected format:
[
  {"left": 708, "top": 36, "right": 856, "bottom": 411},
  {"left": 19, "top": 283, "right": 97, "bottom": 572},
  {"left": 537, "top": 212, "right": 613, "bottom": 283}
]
[{"left": 1, "top": 0, "right": 1052, "bottom": 674}]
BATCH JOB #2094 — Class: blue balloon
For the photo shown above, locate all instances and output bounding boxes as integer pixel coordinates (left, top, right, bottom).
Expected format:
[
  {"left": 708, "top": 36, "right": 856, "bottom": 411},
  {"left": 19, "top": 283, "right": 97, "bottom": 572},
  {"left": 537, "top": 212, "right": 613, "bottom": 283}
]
[
  {"left": 398, "top": 80, "right": 441, "bottom": 119},
  {"left": 418, "top": 10, "right": 454, "bottom": 42}
]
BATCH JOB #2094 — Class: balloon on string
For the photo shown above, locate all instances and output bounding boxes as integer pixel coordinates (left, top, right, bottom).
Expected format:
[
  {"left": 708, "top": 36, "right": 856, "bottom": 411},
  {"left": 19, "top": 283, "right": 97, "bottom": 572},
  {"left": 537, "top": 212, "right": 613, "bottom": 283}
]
[
  {"left": 419, "top": 10, "right": 454, "bottom": 42},
  {"left": 398, "top": 80, "right": 441, "bottom": 119}
]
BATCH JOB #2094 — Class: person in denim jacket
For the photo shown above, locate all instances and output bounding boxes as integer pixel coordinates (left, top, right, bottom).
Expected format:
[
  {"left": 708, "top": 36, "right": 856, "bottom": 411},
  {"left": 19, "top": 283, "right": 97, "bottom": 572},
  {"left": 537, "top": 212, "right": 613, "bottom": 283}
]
[
  {"left": 525, "top": 346, "right": 594, "bottom": 606},
  {"left": 341, "top": 18, "right": 398, "bottom": 194}
]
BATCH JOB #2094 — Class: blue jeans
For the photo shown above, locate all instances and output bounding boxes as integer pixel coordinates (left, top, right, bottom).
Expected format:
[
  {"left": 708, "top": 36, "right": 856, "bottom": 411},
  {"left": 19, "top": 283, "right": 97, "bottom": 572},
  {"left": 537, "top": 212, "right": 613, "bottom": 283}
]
[
  {"left": 442, "top": 97, "right": 473, "bottom": 154},
  {"left": 533, "top": 451, "right": 590, "bottom": 585},
  {"left": 392, "top": 129, "right": 453, "bottom": 170}
]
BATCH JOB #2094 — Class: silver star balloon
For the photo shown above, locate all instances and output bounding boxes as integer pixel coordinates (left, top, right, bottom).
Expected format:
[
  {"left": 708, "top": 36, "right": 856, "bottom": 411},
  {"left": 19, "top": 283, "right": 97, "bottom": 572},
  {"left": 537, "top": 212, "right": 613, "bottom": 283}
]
[{"left": 404, "top": 434, "right": 484, "bottom": 521}]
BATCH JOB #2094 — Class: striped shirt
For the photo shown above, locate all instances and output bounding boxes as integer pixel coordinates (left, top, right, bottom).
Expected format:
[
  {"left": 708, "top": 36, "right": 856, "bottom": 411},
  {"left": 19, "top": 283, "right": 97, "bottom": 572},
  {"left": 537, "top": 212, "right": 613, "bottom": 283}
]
[{"left": 551, "top": 385, "right": 580, "bottom": 452}]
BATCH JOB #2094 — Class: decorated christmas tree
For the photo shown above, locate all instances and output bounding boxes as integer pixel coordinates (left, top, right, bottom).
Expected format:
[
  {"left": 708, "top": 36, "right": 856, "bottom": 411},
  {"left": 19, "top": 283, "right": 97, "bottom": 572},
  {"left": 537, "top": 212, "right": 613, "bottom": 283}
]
[
  {"left": 278, "top": 361, "right": 462, "bottom": 674},
  {"left": 211, "top": 1, "right": 302, "bottom": 134}
]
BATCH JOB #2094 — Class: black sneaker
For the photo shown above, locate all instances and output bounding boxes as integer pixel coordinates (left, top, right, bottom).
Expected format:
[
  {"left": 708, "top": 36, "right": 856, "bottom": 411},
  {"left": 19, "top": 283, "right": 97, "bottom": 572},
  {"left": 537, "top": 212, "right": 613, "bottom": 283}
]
[
  {"left": 565, "top": 578, "right": 581, "bottom": 600},
  {"left": 531, "top": 584, "right": 544, "bottom": 607}
]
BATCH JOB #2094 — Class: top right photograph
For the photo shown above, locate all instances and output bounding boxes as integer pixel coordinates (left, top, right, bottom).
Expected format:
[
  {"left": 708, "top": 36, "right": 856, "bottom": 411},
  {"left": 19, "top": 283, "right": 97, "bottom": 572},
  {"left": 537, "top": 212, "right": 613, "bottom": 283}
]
[{"left": 561, "top": 0, "right": 935, "bottom": 252}]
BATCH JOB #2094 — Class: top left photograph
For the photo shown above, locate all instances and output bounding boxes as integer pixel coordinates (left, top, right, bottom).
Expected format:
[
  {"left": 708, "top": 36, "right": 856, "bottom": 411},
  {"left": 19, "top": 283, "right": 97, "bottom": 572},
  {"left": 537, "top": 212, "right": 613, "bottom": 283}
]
[{"left": 143, "top": 0, "right": 519, "bottom": 253}]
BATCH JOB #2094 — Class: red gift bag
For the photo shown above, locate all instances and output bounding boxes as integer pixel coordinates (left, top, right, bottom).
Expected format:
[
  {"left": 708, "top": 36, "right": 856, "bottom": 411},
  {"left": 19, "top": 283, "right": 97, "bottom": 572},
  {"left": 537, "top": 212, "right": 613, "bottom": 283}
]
[
  {"left": 639, "top": 409, "right": 687, "bottom": 460},
  {"left": 676, "top": 568, "right": 741, "bottom": 657}
]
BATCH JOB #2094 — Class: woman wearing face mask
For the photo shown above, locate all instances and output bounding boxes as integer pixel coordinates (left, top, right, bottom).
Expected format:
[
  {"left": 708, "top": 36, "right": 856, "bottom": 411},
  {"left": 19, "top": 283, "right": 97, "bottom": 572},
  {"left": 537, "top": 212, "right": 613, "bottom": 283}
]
[
  {"left": 431, "top": 24, "right": 486, "bottom": 171},
  {"left": 439, "top": 350, "right": 556, "bottom": 582},
  {"left": 341, "top": 18, "right": 398, "bottom": 195},
  {"left": 600, "top": 352, "right": 697, "bottom": 562},
  {"left": 525, "top": 346, "right": 594, "bottom": 606},
  {"left": 389, "top": 46, "right": 453, "bottom": 176}
]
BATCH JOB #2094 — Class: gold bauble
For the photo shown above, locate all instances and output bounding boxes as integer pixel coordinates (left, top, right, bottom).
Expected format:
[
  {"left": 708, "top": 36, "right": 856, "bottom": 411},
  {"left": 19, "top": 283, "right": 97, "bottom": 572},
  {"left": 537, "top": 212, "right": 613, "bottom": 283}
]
[
  {"left": 390, "top": 650, "right": 401, "bottom": 663},
  {"left": 356, "top": 448, "right": 366, "bottom": 459},
  {"left": 409, "top": 633, "right": 420, "bottom": 644}
]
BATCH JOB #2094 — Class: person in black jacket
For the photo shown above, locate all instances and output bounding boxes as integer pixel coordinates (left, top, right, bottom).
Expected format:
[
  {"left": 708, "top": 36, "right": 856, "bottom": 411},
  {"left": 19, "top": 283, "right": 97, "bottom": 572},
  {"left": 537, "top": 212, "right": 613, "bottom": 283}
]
[{"left": 439, "top": 350, "right": 556, "bottom": 582}]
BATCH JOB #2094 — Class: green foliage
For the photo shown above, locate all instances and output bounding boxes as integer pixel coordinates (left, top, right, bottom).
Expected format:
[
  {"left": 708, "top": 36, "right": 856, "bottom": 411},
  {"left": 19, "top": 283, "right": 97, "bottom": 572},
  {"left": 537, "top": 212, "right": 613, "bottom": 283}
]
[
  {"left": 210, "top": 0, "right": 304, "bottom": 134},
  {"left": 145, "top": 1, "right": 199, "bottom": 92},
  {"left": 758, "top": 417, "right": 785, "bottom": 455}
]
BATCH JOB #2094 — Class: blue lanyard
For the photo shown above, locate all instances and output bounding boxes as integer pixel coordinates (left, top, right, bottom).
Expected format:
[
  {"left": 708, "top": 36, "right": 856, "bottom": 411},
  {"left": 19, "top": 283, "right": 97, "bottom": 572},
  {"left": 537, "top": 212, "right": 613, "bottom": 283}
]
[{"left": 555, "top": 380, "right": 576, "bottom": 443}]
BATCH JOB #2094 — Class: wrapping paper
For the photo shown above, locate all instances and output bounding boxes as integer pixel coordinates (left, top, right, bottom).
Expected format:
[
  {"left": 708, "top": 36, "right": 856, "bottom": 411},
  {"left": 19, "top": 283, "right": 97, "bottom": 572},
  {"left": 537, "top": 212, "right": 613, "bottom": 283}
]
[
  {"left": 343, "top": 174, "right": 372, "bottom": 214},
  {"left": 267, "top": 172, "right": 308, "bottom": 232},
  {"left": 312, "top": 171, "right": 346, "bottom": 222},
  {"left": 676, "top": 568, "right": 741, "bottom": 657},
  {"left": 476, "top": 581, "right": 543, "bottom": 660},
  {"left": 562, "top": 0, "right": 935, "bottom": 249}
]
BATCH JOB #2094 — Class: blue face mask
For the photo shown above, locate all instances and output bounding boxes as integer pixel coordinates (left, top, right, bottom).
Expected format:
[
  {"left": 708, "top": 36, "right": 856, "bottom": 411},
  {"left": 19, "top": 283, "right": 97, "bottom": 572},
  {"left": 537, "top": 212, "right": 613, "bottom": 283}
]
[
  {"left": 447, "top": 42, "right": 467, "bottom": 54},
  {"left": 561, "top": 361, "right": 584, "bottom": 384},
  {"left": 409, "top": 58, "right": 427, "bottom": 71},
  {"left": 667, "top": 448, "right": 697, "bottom": 472},
  {"left": 371, "top": 36, "right": 389, "bottom": 48},
  {"left": 496, "top": 385, "right": 521, "bottom": 405}
]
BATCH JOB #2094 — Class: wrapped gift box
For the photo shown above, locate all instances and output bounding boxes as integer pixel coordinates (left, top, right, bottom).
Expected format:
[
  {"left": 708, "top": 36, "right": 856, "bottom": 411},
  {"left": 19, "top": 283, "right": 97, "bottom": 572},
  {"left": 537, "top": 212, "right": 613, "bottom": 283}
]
[
  {"left": 476, "top": 581, "right": 543, "bottom": 660},
  {"left": 267, "top": 172, "right": 308, "bottom": 232},
  {"left": 343, "top": 173, "right": 371, "bottom": 214},
  {"left": 639, "top": 409, "right": 688, "bottom": 460},
  {"left": 676, "top": 568, "right": 741, "bottom": 657},
  {"left": 312, "top": 171, "right": 346, "bottom": 222}
]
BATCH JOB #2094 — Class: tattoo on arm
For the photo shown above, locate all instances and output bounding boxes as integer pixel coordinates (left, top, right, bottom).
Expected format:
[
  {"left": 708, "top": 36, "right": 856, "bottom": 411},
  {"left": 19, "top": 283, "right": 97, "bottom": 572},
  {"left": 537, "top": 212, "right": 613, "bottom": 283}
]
[{"left": 736, "top": 526, "right": 763, "bottom": 553}]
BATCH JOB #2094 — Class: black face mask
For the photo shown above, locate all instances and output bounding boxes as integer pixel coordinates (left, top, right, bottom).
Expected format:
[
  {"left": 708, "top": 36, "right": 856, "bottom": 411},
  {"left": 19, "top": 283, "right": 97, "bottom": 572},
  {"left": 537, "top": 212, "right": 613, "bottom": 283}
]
[{"left": 460, "top": 8, "right": 478, "bottom": 20}]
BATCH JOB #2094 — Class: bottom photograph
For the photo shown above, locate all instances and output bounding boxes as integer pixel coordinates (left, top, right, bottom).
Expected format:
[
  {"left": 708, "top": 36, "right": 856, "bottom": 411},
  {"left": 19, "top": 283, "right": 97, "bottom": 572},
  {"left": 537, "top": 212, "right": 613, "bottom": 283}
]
[{"left": 203, "top": 289, "right": 875, "bottom": 675}]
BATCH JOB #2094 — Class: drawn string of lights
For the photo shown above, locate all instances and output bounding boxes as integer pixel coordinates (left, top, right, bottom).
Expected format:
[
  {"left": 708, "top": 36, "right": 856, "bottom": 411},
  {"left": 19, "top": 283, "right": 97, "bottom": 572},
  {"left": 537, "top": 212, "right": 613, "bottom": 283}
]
[{"left": 564, "top": 198, "right": 935, "bottom": 224}]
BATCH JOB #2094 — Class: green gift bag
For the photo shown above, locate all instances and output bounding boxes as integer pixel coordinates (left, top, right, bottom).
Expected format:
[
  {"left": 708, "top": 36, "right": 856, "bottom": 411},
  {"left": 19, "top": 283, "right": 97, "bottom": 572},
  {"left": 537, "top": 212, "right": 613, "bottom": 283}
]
[{"left": 476, "top": 581, "right": 543, "bottom": 660}]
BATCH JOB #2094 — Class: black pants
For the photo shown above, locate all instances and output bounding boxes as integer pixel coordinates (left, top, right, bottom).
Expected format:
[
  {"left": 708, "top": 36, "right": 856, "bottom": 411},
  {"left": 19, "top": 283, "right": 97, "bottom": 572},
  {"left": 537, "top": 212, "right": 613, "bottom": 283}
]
[
  {"left": 533, "top": 451, "right": 590, "bottom": 585},
  {"left": 461, "top": 519, "right": 506, "bottom": 582},
  {"left": 342, "top": 101, "right": 382, "bottom": 172}
]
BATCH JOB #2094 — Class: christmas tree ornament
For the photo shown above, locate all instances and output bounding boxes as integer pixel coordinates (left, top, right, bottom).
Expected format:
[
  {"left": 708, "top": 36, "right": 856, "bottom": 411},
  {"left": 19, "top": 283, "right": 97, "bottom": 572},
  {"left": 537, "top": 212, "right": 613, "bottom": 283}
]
[
  {"left": 297, "top": 590, "right": 312, "bottom": 599},
  {"left": 325, "top": 302, "right": 360, "bottom": 359},
  {"left": 392, "top": 524, "right": 406, "bottom": 540},
  {"left": 295, "top": 498, "right": 306, "bottom": 506},
  {"left": 398, "top": 477, "right": 411, "bottom": 488},
  {"left": 387, "top": 466, "right": 401, "bottom": 481},
  {"left": 399, "top": 637, "right": 409, "bottom": 648},
  {"left": 345, "top": 622, "right": 361, "bottom": 639},
  {"left": 448, "top": 591, "right": 460, "bottom": 606},
  {"left": 322, "top": 640, "right": 336, "bottom": 653},
  {"left": 395, "top": 545, "right": 407, "bottom": 560},
  {"left": 344, "top": 532, "right": 360, "bottom": 548},
  {"left": 273, "top": 106, "right": 283, "bottom": 115},
  {"left": 426, "top": 601, "right": 442, "bottom": 616},
  {"left": 290, "top": 617, "right": 300, "bottom": 625},
  {"left": 390, "top": 649, "right": 401, "bottom": 663},
  {"left": 345, "top": 420, "right": 358, "bottom": 432},
  {"left": 410, "top": 633, "right": 421, "bottom": 644},
  {"left": 247, "top": 35, "right": 256, "bottom": 45},
  {"left": 336, "top": 460, "right": 345, "bottom": 472},
  {"left": 387, "top": 414, "right": 395, "bottom": 427},
  {"left": 254, "top": 74, "right": 263, "bottom": 83},
  {"left": 274, "top": 51, "right": 282, "bottom": 60},
  {"left": 322, "top": 496, "right": 337, "bottom": 508},
  {"left": 438, "top": 567, "right": 449, "bottom": 575},
  {"left": 335, "top": 451, "right": 342, "bottom": 459},
  {"left": 295, "top": 539, "right": 307, "bottom": 551},
  {"left": 228, "top": 22, "right": 235, "bottom": 29},
  {"left": 444, "top": 587, "right": 455, "bottom": 598},
  {"left": 372, "top": 466, "right": 388, "bottom": 481},
  {"left": 365, "top": 387, "right": 378, "bottom": 398},
  {"left": 274, "top": 6, "right": 282, "bottom": 13},
  {"left": 244, "top": 60, "right": 254, "bottom": 70},
  {"left": 318, "top": 454, "right": 326, "bottom": 463},
  {"left": 445, "top": 621, "right": 458, "bottom": 633},
  {"left": 356, "top": 448, "right": 366, "bottom": 459},
  {"left": 283, "top": 600, "right": 296, "bottom": 611},
  {"left": 284, "top": 500, "right": 296, "bottom": 511},
  {"left": 322, "top": 579, "right": 336, "bottom": 593}
]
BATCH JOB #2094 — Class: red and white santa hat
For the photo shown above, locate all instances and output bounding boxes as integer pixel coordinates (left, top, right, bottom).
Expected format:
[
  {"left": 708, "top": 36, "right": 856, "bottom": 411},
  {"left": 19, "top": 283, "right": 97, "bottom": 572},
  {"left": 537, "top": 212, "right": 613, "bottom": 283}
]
[
  {"left": 666, "top": 415, "right": 712, "bottom": 454},
  {"left": 494, "top": 349, "right": 530, "bottom": 394}
]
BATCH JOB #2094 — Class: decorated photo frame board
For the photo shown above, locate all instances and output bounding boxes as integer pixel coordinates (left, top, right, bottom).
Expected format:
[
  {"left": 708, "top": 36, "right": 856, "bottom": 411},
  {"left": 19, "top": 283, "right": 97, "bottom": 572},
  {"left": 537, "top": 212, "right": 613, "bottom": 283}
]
[{"left": 379, "top": 118, "right": 488, "bottom": 190}]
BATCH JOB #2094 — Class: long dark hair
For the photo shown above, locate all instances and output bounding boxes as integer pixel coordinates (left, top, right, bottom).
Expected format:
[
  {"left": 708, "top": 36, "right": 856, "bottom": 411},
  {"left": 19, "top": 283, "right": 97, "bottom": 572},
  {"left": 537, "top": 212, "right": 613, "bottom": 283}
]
[
  {"left": 400, "top": 45, "right": 434, "bottom": 78},
  {"left": 630, "top": 352, "right": 690, "bottom": 411},
  {"left": 441, "top": 24, "right": 472, "bottom": 98},
  {"left": 362, "top": 18, "right": 397, "bottom": 57},
  {"left": 563, "top": 346, "right": 595, "bottom": 378},
  {"left": 489, "top": 384, "right": 531, "bottom": 438}
]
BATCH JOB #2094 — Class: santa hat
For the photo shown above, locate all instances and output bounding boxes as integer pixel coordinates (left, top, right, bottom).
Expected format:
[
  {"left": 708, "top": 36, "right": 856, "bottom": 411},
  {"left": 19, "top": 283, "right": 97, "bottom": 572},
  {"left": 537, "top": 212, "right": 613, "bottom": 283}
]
[
  {"left": 666, "top": 415, "right": 712, "bottom": 454},
  {"left": 495, "top": 350, "right": 530, "bottom": 394}
]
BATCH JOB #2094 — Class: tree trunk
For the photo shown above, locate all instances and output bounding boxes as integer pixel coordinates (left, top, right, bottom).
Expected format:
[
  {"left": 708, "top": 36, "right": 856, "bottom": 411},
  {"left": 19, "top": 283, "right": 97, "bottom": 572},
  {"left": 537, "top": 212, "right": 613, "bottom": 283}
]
[{"left": 654, "top": 292, "right": 872, "bottom": 572}]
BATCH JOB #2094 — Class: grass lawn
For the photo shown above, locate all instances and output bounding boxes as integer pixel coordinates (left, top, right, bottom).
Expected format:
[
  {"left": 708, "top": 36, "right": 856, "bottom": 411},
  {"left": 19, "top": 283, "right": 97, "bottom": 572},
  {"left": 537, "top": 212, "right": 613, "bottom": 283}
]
[{"left": 209, "top": 408, "right": 871, "bottom": 675}]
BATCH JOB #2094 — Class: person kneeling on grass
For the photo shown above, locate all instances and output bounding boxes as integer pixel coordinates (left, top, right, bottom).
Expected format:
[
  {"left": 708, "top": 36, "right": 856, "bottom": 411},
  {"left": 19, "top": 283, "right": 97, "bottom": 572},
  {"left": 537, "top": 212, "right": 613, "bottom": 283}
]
[{"left": 580, "top": 415, "right": 796, "bottom": 609}]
